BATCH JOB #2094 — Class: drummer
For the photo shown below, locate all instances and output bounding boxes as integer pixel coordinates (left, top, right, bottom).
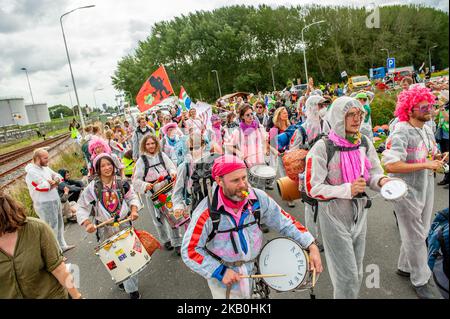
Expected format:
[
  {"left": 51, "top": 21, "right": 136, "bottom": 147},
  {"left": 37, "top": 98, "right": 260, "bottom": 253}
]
[
  {"left": 304, "top": 96, "right": 391, "bottom": 299},
  {"left": 382, "top": 86, "right": 447, "bottom": 299},
  {"left": 131, "top": 134, "right": 182, "bottom": 255},
  {"left": 76, "top": 153, "right": 142, "bottom": 299},
  {"left": 181, "top": 154, "right": 323, "bottom": 299}
]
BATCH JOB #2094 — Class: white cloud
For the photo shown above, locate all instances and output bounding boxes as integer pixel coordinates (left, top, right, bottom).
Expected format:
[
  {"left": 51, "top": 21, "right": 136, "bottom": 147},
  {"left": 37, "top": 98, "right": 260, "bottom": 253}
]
[{"left": 0, "top": 0, "right": 447, "bottom": 109}]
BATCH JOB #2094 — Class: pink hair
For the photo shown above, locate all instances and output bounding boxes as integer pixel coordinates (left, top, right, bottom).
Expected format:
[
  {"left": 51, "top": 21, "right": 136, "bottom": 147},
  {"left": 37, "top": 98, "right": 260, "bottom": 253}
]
[
  {"left": 394, "top": 86, "right": 436, "bottom": 122},
  {"left": 88, "top": 136, "right": 111, "bottom": 160}
]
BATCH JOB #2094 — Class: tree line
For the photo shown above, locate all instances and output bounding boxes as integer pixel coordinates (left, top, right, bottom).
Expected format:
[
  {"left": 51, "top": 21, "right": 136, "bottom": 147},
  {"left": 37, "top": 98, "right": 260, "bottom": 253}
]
[{"left": 112, "top": 4, "right": 449, "bottom": 103}]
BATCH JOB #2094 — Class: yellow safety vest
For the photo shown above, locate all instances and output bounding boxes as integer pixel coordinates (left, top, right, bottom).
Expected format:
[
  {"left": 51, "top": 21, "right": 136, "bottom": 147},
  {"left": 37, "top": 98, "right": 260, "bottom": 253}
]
[{"left": 122, "top": 157, "right": 135, "bottom": 176}]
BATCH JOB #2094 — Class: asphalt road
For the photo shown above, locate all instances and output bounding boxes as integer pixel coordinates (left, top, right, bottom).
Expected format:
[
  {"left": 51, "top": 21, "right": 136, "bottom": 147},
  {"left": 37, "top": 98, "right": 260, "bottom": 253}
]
[{"left": 63, "top": 177, "right": 448, "bottom": 299}]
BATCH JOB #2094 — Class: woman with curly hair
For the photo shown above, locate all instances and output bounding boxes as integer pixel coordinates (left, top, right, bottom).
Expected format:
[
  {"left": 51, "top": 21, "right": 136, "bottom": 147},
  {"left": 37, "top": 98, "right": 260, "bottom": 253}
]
[
  {"left": 382, "top": 85, "right": 448, "bottom": 299},
  {"left": 0, "top": 192, "right": 82, "bottom": 298}
]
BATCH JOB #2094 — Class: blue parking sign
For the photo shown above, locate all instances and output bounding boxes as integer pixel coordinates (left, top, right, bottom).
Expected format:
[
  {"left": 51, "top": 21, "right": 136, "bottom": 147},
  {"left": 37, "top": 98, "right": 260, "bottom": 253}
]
[{"left": 387, "top": 58, "right": 395, "bottom": 69}]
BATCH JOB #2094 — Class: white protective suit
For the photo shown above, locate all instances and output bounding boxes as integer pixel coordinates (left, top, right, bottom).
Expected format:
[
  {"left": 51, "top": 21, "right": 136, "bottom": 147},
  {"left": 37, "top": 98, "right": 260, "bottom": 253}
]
[
  {"left": 25, "top": 163, "right": 68, "bottom": 251},
  {"left": 289, "top": 95, "right": 332, "bottom": 239},
  {"left": 304, "top": 97, "right": 386, "bottom": 299},
  {"left": 381, "top": 121, "right": 439, "bottom": 287},
  {"left": 132, "top": 151, "right": 182, "bottom": 247},
  {"left": 76, "top": 176, "right": 141, "bottom": 294}
]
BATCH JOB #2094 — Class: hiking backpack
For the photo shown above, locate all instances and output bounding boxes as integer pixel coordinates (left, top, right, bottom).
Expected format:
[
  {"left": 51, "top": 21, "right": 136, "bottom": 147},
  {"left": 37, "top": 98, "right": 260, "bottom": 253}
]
[
  {"left": 299, "top": 135, "right": 371, "bottom": 223},
  {"left": 427, "top": 208, "right": 449, "bottom": 291}
]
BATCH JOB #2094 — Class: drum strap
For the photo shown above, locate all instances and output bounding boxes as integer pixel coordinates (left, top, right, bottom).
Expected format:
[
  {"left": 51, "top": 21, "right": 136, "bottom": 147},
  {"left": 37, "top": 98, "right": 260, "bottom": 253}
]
[{"left": 142, "top": 153, "right": 166, "bottom": 181}]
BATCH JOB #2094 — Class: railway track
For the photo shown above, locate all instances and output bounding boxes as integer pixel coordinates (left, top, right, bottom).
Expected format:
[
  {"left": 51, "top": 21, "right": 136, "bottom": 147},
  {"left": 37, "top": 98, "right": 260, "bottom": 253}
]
[
  {"left": 0, "top": 133, "right": 72, "bottom": 190},
  {"left": 0, "top": 132, "right": 70, "bottom": 166}
]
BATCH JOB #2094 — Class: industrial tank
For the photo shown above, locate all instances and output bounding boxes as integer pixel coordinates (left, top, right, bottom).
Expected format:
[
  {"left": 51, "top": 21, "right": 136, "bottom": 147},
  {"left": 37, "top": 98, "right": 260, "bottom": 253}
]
[
  {"left": 25, "top": 103, "right": 51, "bottom": 124},
  {"left": 0, "top": 97, "right": 29, "bottom": 126}
]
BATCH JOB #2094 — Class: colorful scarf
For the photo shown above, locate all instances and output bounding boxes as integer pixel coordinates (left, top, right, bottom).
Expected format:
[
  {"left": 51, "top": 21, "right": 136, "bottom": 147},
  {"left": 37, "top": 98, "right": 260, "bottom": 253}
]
[
  {"left": 219, "top": 187, "right": 246, "bottom": 221},
  {"left": 328, "top": 130, "right": 372, "bottom": 183},
  {"left": 239, "top": 120, "right": 259, "bottom": 136}
]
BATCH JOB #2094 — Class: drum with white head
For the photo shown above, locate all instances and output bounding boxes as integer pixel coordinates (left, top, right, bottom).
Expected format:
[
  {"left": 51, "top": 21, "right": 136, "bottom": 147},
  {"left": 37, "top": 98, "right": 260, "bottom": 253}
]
[
  {"left": 257, "top": 237, "right": 317, "bottom": 292},
  {"left": 248, "top": 165, "right": 276, "bottom": 189},
  {"left": 380, "top": 179, "right": 408, "bottom": 201}
]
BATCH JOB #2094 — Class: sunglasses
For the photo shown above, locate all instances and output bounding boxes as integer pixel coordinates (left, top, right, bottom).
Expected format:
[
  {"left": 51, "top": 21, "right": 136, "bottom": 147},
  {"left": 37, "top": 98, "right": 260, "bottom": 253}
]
[
  {"left": 413, "top": 104, "right": 433, "bottom": 113},
  {"left": 243, "top": 113, "right": 253, "bottom": 118},
  {"left": 256, "top": 106, "right": 264, "bottom": 109}
]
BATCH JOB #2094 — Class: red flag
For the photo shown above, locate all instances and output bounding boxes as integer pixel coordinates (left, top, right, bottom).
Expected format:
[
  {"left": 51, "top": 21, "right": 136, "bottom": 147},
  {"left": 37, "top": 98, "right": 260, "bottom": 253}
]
[{"left": 136, "top": 65, "right": 174, "bottom": 112}]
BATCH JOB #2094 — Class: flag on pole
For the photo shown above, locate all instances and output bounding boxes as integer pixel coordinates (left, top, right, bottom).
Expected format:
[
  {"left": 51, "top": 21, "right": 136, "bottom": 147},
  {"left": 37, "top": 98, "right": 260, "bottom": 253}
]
[
  {"left": 178, "top": 86, "right": 192, "bottom": 112},
  {"left": 136, "top": 65, "right": 174, "bottom": 112}
]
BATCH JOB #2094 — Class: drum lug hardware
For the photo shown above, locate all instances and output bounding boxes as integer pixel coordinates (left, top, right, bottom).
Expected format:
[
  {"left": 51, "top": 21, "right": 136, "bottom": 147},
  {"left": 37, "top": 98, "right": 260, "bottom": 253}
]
[
  {"left": 144, "top": 255, "right": 149, "bottom": 261},
  {"left": 127, "top": 268, "right": 132, "bottom": 274}
]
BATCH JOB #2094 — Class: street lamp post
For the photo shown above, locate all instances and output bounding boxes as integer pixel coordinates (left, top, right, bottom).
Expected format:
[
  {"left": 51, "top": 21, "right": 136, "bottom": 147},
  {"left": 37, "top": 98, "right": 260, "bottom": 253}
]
[
  {"left": 65, "top": 85, "right": 75, "bottom": 117},
  {"left": 380, "top": 48, "right": 390, "bottom": 60},
  {"left": 301, "top": 20, "right": 325, "bottom": 83},
  {"left": 270, "top": 65, "right": 276, "bottom": 91},
  {"left": 60, "top": 5, "right": 95, "bottom": 129},
  {"left": 429, "top": 44, "right": 438, "bottom": 71},
  {"left": 211, "top": 70, "right": 222, "bottom": 98},
  {"left": 20, "top": 67, "right": 35, "bottom": 104}
]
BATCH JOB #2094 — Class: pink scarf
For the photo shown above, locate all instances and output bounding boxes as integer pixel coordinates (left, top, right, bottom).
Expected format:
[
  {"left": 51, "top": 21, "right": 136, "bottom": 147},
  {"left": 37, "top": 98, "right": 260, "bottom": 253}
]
[
  {"left": 219, "top": 187, "right": 246, "bottom": 224},
  {"left": 239, "top": 120, "right": 259, "bottom": 136},
  {"left": 328, "top": 130, "right": 372, "bottom": 183}
]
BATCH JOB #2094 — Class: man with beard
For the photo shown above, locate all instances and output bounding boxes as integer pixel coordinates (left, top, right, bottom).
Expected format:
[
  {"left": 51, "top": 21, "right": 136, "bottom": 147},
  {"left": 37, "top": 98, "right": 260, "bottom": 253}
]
[
  {"left": 382, "top": 86, "right": 448, "bottom": 299},
  {"left": 181, "top": 154, "right": 322, "bottom": 299}
]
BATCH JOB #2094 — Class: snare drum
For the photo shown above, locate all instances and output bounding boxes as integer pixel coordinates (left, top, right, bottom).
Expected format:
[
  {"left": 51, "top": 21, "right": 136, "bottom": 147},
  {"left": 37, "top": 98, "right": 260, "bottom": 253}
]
[
  {"left": 95, "top": 227, "right": 151, "bottom": 284},
  {"left": 257, "top": 237, "right": 317, "bottom": 292},
  {"left": 248, "top": 165, "right": 276, "bottom": 189},
  {"left": 151, "top": 182, "right": 190, "bottom": 229},
  {"left": 381, "top": 179, "right": 408, "bottom": 201}
]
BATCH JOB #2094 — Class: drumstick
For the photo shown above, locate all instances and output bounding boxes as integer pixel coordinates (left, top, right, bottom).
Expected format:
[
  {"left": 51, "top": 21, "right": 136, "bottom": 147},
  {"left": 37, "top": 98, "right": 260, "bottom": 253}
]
[
  {"left": 360, "top": 148, "right": 365, "bottom": 177},
  {"left": 441, "top": 152, "right": 449, "bottom": 163},
  {"left": 312, "top": 268, "right": 317, "bottom": 288},
  {"left": 95, "top": 217, "right": 132, "bottom": 229},
  {"left": 240, "top": 274, "right": 286, "bottom": 279}
]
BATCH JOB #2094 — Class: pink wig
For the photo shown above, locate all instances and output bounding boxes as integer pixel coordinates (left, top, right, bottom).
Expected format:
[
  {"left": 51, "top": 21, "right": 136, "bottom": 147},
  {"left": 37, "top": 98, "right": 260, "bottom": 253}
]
[
  {"left": 394, "top": 86, "right": 436, "bottom": 122},
  {"left": 88, "top": 136, "right": 111, "bottom": 160}
]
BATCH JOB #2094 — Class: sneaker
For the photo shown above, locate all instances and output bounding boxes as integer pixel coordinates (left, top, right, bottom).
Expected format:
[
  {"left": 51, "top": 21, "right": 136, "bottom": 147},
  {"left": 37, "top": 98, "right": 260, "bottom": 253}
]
[
  {"left": 414, "top": 283, "right": 437, "bottom": 299},
  {"left": 129, "top": 291, "right": 141, "bottom": 299},
  {"left": 260, "top": 224, "right": 270, "bottom": 234},
  {"left": 62, "top": 245, "right": 76, "bottom": 253},
  {"left": 437, "top": 179, "right": 449, "bottom": 186},
  {"left": 118, "top": 283, "right": 125, "bottom": 292},
  {"left": 396, "top": 269, "right": 411, "bottom": 278},
  {"left": 288, "top": 201, "right": 296, "bottom": 208},
  {"left": 175, "top": 246, "right": 181, "bottom": 256},
  {"left": 265, "top": 185, "right": 274, "bottom": 190},
  {"left": 164, "top": 242, "right": 174, "bottom": 251}
]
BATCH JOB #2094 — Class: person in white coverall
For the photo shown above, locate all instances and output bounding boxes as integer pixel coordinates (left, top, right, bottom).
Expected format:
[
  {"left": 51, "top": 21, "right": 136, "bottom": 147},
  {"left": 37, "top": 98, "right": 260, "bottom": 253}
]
[
  {"left": 289, "top": 95, "right": 331, "bottom": 240},
  {"left": 304, "top": 96, "right": 391, "bottom": 299},
  {"left": 25, "top": 148, "right": 75, "bottom": 253},
  {"left": 382, "top": 85, "right": 447, "bottom": 299}
]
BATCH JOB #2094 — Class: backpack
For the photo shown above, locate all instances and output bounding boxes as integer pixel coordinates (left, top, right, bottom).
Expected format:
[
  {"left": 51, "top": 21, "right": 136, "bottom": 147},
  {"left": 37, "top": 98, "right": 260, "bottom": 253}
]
[
  {"left": 427, "top": 208, "right": 449, "bottom": 287},
  {"left": 299, "top": 135, "right": 371, "bottom": 223},
  {"left": 204, "top": 186, "right": 262, "bottom": 261},
  {"left": 185, "top": 153, "right": 221, "bottom": 212},
  {"left": 81, "top": 140, "right": 91, "bottom": 163},
  {"left": 141, "top": 153, "right": 166, "bottom": 182}
]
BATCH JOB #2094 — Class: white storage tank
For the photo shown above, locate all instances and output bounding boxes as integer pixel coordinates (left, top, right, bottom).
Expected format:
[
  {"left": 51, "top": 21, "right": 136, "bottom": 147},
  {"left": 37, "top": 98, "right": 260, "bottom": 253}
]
[
  {"left": 0, "top": 97, "right": 30, "bottom": 126},
  {"left": 25, "top": 103, "right": 51, "bottom": 124}
]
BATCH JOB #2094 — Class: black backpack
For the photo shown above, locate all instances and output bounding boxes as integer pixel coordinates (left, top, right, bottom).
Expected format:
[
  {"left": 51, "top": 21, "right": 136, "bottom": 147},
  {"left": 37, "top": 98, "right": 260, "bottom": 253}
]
[
  {"left": 300, "top": 135, "right": 371, "bottom": 223},
  {"left": 204, "top": 187, "right": 262, "bottom": 262},
  {"left": 141, "top": 153, "right": 166, "bottom": 182},
  {"left": 184, "top": 153, "right": 221, "bottom": 213}
]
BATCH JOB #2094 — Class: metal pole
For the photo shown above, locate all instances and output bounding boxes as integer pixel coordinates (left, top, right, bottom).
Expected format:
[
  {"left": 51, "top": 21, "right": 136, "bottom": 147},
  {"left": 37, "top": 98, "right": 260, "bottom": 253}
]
[
  {"left": 271, "top": 65, "right": 276, "bottom": 91},
  {"left": 21, "top": 68, "right": 35, "bottom": 104},
  {"left": 301, "top": 20, "right": 325, "bottom": 84},
  {"left": 429, "top": 45, "right": 437, "bottom": 70},
  {"left": 212, "top": 70, "right": 222, "bottom": 97},
  {"left": 60, "top": 5, "right": 95, "bottom": 129}
]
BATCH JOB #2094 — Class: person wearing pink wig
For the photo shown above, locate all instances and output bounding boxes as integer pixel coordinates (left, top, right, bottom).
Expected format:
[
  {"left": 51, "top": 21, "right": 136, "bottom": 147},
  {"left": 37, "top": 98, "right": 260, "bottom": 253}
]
[
  {"left": 88, "top": 137, "right": 125, "bottom": 179},
  {"left": 382, "top": 85, "right": 448, "bottom": 299}
]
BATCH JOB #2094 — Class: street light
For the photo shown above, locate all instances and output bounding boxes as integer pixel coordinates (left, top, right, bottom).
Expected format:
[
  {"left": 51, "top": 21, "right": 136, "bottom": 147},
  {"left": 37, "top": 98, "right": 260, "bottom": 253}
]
[
  {"left": 65, "top": 84, "right": 75, "bottom": 116},
  {"left": 429, "top": 44, "right": 438, "bottom": 71},
  {"left": 301, "top": 20, "right": 325, "bottom": 83},
  {"left": 211, "top": 70, "right": 222, "bottom": 98},
  {"left": 93, "top": 88, "right": 104, "bottom": 110},
  {"left": 20, "top": 67, "right": 35, "bottom": 104},
  {"left": 380, "top": 48, "right": 390, "bottom": 59},
  {"left": 60, "top": 5, "right": 95, "bottom": 129},
  {"left": 270, "top": 65, "right": 276, "bottom": 91}
]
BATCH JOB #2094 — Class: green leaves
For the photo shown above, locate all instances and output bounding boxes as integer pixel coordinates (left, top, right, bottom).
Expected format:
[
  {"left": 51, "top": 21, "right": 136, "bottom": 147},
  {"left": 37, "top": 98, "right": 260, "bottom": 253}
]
[{"left": 112, "top": 5, "right": 449, "bottom": 103}]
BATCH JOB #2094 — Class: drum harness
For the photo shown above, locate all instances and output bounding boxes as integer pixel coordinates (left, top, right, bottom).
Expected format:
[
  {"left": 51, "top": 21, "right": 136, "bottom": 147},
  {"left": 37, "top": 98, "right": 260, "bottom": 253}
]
[
  {"left": 300, "top": 135, "right": 372, "bottom": 225},
  {"left": 203, "top": 187, "right": 270, "bottom": 299},
  {"left": 90, "top": 177, "right": 132, "bottom": 242}
]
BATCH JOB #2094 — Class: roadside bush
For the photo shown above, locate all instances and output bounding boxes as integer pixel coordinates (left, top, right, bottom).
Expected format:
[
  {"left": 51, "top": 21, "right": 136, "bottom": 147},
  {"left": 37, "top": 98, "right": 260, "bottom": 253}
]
[{"left": 371, "top": 91, "right": 398, "bottom": 126}]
